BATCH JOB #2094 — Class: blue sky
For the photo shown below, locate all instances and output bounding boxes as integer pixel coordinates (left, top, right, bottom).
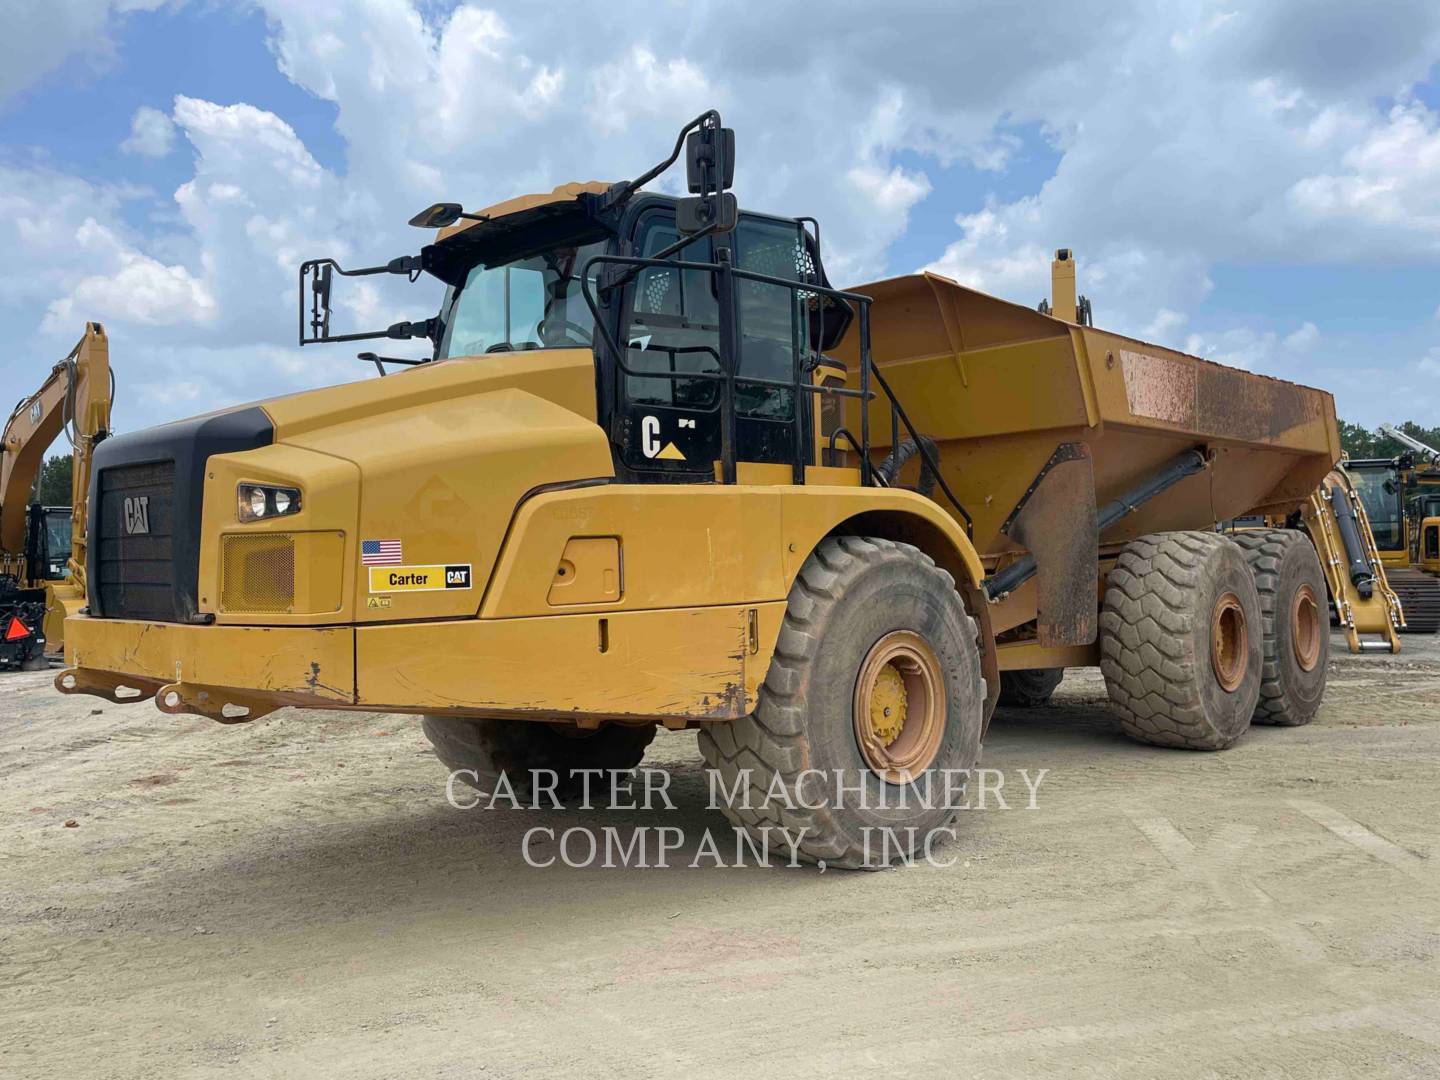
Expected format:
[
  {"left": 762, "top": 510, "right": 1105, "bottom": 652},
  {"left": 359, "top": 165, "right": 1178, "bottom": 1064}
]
[{"left": 3, "top": 0, "right": 1440, "bottom": 436}]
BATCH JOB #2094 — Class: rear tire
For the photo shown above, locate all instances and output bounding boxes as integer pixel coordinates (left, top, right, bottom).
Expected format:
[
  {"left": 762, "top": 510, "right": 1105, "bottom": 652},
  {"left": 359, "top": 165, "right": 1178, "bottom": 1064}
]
[
  {"left": 422, "top": 716, "right": 656, "bottom": 800},
  {"left": 697, "top": 536, "right": 985, "bottom": 870},
  {"left": 1230, "top": 529, "right": 1328, "bottom": 726},
  {"left": 997, "top": 668, "right": 1064, "bottom": 708},
  {"left": 1100, "top": 531, "right": 1262, "bottom": 750}
]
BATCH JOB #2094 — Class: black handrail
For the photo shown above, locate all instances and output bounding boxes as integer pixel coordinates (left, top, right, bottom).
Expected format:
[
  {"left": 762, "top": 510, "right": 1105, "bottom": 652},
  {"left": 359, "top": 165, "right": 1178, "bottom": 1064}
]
[{"left": 578, "top": 252, "right": 972, "bottom": 532}]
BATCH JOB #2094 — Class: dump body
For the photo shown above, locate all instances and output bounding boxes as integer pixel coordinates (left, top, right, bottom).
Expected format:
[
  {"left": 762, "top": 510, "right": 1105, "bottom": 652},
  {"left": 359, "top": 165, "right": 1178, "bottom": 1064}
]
[{"left": 835, "top": 272, "right": 1339, "bottom": 561}]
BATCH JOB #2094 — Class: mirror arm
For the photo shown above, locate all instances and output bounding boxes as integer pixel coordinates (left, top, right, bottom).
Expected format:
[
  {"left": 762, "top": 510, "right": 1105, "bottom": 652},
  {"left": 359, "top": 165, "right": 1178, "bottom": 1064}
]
[
  {"left": 299, "top": 253, "right": 434, "bottom": 346},
  {"left": 596, "top": 223, "right": 719, "bottom": 301},
  {"left": 602, "top": 108, "right": 722, "bottom": 210}
]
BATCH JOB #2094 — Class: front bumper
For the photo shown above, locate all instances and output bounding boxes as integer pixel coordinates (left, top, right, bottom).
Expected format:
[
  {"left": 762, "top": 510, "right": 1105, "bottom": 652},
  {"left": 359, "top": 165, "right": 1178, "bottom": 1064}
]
[
  {"left": 57, "top": 603, "right": 786, "bottom": 724},
  {"left": 60, "top": 616, "right": 354, "bottom": 721}
]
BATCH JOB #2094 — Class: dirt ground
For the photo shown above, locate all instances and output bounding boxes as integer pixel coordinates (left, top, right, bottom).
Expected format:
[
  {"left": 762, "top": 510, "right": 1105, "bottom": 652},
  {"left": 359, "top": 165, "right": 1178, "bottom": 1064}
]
[{"left": 4, "top": 631, "right": 1440, "bottom": 1079}]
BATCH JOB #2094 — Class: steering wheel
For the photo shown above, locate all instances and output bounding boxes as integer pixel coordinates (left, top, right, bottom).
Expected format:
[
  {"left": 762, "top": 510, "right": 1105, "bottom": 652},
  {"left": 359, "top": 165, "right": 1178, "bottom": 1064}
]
[{"left": 540, "top": 319, "right": 593, "bottom": 347}]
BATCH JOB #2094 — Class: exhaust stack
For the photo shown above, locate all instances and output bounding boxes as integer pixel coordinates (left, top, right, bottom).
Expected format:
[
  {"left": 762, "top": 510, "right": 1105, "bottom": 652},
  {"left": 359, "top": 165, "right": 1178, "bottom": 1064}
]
[{"left": 1051, "top": 249, "right": 1078, "bottom": 323}]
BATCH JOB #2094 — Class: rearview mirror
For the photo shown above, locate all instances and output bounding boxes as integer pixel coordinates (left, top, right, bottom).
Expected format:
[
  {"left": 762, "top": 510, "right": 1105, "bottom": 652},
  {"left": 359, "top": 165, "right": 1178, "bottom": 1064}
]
[
  {"left": 408, "top": 202, "right": 465, "bottom": 229},
  {"left": 300, "top": 259, "right": 334, "bottom": 343},
  {"left": 686, "top": 126, "right": 735, "bottom": 193},
  {"left": 676, "top": 192, "right": 738, "bottom": 235}
]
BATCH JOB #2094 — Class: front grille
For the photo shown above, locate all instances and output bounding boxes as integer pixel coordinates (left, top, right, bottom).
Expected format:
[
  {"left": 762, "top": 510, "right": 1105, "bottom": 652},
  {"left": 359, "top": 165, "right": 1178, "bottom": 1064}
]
[
  {"left": 96, "top": 461, "right": 176, "bottom": 621},
  {"left": 221, "top": 534, "right": 296, "bottom": 613}
]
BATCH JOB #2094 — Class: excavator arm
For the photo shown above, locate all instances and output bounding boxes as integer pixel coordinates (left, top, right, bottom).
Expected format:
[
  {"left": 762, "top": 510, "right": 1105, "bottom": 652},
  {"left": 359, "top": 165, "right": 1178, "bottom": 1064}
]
[{"left": 0, "top": 323, "right": 111, "bottom": 591}]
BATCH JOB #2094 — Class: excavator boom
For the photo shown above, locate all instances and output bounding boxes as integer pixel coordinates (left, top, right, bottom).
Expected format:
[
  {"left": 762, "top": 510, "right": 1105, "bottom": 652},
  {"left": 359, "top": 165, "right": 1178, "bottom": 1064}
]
[
  {"left": 1379, "top": 423, "right": 1440, "bottom": 467},
  {"left": 0, "top": 324, "right": 111, "bottom": 667}
]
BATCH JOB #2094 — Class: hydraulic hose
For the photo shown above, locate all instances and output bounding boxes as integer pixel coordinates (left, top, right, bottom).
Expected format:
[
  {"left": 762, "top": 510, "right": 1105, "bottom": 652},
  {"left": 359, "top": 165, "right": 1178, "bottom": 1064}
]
[{"left": 876, "top": 435, "right": 940, "bottom": 498}]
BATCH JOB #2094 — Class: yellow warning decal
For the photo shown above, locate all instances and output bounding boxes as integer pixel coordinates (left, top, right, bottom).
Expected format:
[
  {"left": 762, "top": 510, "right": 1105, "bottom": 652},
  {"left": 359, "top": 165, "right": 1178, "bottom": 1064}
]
[
  {"left": 367, "top": 564, "right": 472, "bottom": 593},
  {"left": 655, "top": 442, "right": 686, "bottom": 461}
]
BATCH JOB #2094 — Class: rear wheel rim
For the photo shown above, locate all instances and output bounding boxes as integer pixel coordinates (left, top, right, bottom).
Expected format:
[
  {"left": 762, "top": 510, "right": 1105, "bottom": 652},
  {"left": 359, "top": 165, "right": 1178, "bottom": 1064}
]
[
  {"left": 1210, "top": 592, "right": 1248, "bottom": 693},
  {"left": 1291, "top": 583, "right": 1321, "bottom": 672},
  {"left": 853, "top": 631, "right": 945, "bottom": 783}
]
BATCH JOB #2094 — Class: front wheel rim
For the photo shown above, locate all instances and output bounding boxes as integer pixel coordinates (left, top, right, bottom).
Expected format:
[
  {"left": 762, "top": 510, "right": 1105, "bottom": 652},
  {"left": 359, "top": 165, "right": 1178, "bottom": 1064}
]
[{"left": 853, "top": 630, "right": 945, "bottom": 783}]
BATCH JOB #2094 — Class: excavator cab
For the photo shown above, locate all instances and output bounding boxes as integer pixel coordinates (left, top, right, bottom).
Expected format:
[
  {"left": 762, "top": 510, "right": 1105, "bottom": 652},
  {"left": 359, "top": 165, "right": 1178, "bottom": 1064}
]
[
  {"left": 1409, "top": 491, "right": 1440, "bottom": 573},
  {"left": 1345, "top": 459, "right": 1406, "bottom": 555},
  {"left": 25, "top": 505, "right": 72, "bottom": 581}
]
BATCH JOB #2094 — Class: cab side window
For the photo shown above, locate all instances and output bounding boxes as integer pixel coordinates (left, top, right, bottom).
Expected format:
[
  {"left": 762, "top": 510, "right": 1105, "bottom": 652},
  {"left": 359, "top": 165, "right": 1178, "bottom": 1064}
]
[
  {"left": 624, "top": 221, "right": 719, "bottom": 409},
  {"left": 734, "top": 217, "right": 811, "bottom": 420}
]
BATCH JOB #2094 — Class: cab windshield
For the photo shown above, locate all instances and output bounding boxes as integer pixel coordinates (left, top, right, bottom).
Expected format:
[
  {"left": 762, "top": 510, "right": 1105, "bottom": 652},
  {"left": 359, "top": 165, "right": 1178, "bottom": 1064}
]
[
  {"left": 45, "top": 511, "right": 71, "bottom": 558},
  {"left": 44, "top": 510, "right": 72, "bottom": 577},
  {"left": 438, "top": 240, "right": 607, "bottom": 359},
  {"left": 1350, "top": 467, "right": 1403, "bottom": 550}
]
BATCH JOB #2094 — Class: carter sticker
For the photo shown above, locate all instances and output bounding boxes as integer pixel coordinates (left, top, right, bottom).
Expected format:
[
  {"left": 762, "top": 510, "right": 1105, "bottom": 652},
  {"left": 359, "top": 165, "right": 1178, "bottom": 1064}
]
[{"left": 368, "top": 564, "right": 472, "bottom": 593}]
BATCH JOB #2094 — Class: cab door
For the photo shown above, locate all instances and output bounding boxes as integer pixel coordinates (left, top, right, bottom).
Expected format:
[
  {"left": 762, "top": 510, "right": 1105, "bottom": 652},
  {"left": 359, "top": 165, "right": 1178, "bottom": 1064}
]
[
  {"left": 616, "top": 208, "right": 814, "bottom": 479},
  {"left": 616, "top": 210, "right": 723, "bottom": 477}
]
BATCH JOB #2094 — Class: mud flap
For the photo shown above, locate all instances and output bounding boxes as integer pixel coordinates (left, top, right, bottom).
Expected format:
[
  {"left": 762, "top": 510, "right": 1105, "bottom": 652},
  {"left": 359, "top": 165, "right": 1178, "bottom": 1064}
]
[{"left": 1006, "top": 443, "right": 1098, "bottom": 647}]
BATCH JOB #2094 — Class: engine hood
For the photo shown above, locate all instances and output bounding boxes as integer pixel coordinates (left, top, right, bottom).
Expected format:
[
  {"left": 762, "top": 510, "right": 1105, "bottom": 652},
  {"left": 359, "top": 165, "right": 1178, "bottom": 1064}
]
[{"left": 263, "top": 348, "right": 612, "bottom": 624}]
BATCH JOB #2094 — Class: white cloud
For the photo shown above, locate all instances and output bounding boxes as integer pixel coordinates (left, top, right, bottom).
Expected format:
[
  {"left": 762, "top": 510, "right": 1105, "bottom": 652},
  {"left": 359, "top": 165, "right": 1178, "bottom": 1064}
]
[
  {"left": 7, "top": 0, "right": 1440, "bottom": 433},
  {"left": 1284, "top": 321, "right": 1320, "bottom": 352},
  {"left": 120, "top": 105, "right": 176, "bottom": 157},
  {"left": 1285, "top": 98, "right": 1440, "bottom": 251},
  {"left": 1419, "top": 347, "right": 1440, "bottom": 376},
  {"left": 1183, "top": 320, "right": 1324, "bottom": 376},
  {"left": 1144, "top": 309, "right": 1189, "bottom": 344},
  {"left": 43, "top": 218, "right": 214, "bottom": 329},
  {"left": 587, "top": 47, "right": 709, "bottom": 136},
  {"left": 1184, "top": 328, "right": 1277, "bottom": 372},
  {"left": 0, "top": 0, "right": 172, "bottom": 103}
]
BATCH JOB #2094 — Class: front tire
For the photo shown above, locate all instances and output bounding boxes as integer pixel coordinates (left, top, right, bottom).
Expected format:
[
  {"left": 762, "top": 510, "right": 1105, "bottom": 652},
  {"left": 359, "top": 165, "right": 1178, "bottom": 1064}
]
[
  {"left": 697, "top": 536, "right": 985, "bottom": 869},
  {"left": 1100, "top": 531, "right": 1262, "bottom": 750}
]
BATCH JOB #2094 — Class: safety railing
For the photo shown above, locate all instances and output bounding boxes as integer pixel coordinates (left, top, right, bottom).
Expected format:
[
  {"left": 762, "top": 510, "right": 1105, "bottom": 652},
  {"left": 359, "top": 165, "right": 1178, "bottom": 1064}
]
[{"left": 579, "top": 250, "right": 971, "bottom": 532}]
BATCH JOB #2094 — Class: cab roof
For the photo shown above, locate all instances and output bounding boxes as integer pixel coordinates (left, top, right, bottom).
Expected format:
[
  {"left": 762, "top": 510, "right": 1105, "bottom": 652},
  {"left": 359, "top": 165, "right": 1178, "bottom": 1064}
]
[{"left": 435, "top": 181, "right": 612, "bottom": 242}]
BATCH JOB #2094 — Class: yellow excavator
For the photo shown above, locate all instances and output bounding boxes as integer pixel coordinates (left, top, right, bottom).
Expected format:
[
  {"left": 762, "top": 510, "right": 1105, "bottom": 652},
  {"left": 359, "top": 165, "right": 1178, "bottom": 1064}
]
[
  {"left": 1299, "top": 466, "right": 1404, "bottom": 652},
  {"left": 0, "top": 324, "right": 112, "bottom": 669},
  {"left": 1341, "top": 425, "right": 1440, "bottom": 633}
]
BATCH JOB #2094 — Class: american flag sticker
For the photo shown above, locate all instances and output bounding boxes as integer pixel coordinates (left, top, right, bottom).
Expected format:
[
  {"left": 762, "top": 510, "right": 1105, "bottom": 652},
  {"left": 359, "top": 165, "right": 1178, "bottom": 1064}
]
[{"left": 362, "top": 539, "right": 403, "bottom": 566}]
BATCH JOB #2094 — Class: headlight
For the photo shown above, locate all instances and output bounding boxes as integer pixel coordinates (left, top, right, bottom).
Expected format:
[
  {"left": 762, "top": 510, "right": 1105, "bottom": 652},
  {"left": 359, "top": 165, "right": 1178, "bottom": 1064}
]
[{"left": 238, "top": 483, "right": 302, "bottom": 523}]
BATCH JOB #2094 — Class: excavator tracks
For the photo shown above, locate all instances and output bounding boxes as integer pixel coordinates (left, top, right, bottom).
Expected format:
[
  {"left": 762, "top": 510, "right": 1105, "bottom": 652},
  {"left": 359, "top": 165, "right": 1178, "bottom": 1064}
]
[{"left": 1389, "top": 568, "right": 1440, "bottom": 634}]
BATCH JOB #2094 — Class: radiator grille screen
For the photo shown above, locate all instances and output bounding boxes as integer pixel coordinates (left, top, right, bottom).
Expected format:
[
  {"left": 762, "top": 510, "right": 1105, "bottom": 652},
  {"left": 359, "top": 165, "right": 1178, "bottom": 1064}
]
[
  {"left": 96, "top": 461, "right": 176, "bottom": 621},
  {"left": 221, "top": 534, "right": 296, "bottom": 614}
]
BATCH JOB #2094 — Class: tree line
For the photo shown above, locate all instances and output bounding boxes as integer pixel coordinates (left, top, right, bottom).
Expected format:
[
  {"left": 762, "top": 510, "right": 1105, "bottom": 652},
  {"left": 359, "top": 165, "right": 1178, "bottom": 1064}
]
[{"left": 1338, "top": 420, "right": 1440, "bottom": 460}]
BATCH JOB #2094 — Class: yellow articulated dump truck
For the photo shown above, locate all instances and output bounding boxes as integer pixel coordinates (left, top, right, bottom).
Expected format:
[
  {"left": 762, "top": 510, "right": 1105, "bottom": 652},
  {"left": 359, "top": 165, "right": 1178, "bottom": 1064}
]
[{"left": 57, "top": 113, "right": 1340, "bottom": 867}]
